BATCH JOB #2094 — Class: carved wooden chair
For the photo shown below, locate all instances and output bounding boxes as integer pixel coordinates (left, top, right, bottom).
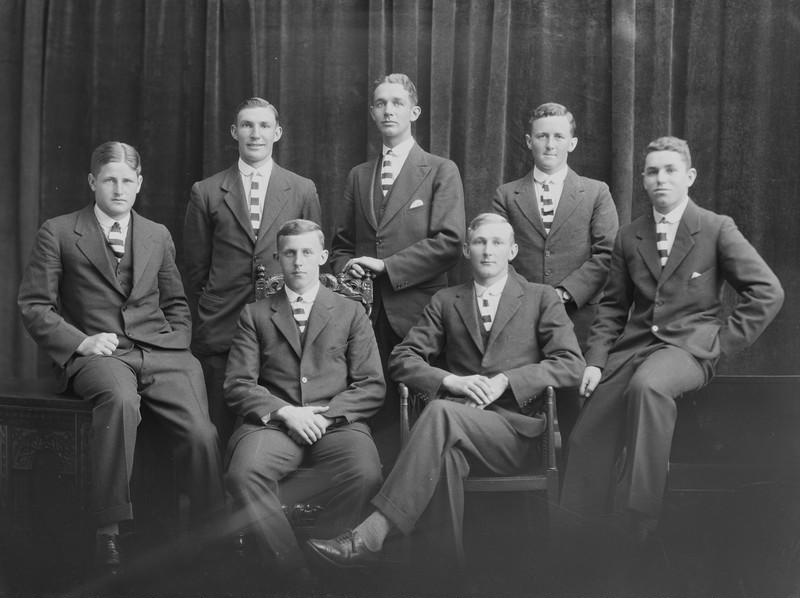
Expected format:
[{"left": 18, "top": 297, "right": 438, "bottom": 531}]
[{"left": 398, "top": 383, "right": 561, "bottom": 564}]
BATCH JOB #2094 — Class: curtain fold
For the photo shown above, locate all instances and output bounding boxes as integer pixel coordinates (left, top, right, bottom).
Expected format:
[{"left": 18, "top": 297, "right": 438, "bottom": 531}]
[{"left": 1, "top": 0, "right": 797, "bottom": 378}]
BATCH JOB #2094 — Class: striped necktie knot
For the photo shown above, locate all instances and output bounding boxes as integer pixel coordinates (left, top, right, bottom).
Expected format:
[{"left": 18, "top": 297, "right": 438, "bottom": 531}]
[
  {"left": 293, "top": 296, "right": 308, "bottom": 334},
  {"left": 249, "top": 172, "right": 262, "bottom": 236},
  {"left": 380, "top": 150, "right": 394, "bottom": 196},
  {"left": 107, "top": 221, "right": 125, "bottom": 261},
  {"left": 656, "top": 216, "right": 669, "bottom": 267},
  {"left": 539, "top": 179, "right": 554, "bottom": 233}
]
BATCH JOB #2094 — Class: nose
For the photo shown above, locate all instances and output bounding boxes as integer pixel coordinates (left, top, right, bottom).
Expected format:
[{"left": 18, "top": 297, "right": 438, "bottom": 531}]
[{"left": 655, "top": 168, "right": 668, "bottom": 184}]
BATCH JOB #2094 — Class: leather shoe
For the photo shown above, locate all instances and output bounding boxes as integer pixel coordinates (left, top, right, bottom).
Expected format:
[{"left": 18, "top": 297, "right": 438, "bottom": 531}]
[
  {"left": 94, "top": 533, "right": 121, "bottom": 573},
  {"left": 306, "top": 530, "right": 382, "bottom": 568}
]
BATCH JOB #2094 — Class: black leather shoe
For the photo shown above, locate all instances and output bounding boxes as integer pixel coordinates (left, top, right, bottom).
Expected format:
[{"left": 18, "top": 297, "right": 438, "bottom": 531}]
[
  {"left": 94, "top": 533, "right": 121, "bottom": 573},
  {"left": 306, "top": 530, "right": 382, "bottom": 568}
]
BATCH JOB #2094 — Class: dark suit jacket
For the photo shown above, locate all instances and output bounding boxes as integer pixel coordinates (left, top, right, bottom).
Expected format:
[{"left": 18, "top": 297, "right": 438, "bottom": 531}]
[
  {"left": 224, "top": 286, "right": 386, "bottom": 451},
  {"left": 493, "top": 168, "right": 618, "bottom": 344},
  {"left": 184, "top": 163, "right": 320, "bottom": 355},
  {"left": 586, "top": 199, "right": 784, "bottom": 373},
  {"left": 388, "top": 273, "right": 585, "bottom": 437},
  {"left": 330, "top": 143, "right": 465, "bottom": 338},
  {"left": 17, "top": 205, "right": 192, "bottom": 387}
]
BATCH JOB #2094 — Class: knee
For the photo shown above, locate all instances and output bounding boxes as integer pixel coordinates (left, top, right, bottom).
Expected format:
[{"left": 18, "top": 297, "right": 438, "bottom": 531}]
[
  {"left": 92, "top": 388, "right": 140, "bottom": 417},
  {"left": 350, "top": 457, "right": 383, "bottom": 493},
  {"left": 224, "top": 459, "right": 263, "bottom": 497},
  {"left": 185, "top": 421, "right": 220, "bottom": 451},
  {"left": 626, "top": 377, "right": 677, "bottom": 414}
]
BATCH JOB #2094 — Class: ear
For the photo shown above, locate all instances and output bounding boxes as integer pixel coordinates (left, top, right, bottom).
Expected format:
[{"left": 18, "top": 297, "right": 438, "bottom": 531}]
[
  {"left": 87, "top": 173, "right": 96, "bottom": 191},
  {"left": 410, "top": 105, "right": 422, "bottom": 122},
  {"left": 509, "top": 242, "right": 519, "bottom": 261},
  {"left": 687, "top": 167, "right": 697, "bottom": 187},
  {"left": 136, "top": 175, "right": 143, "bottom": 193},
  {"left": 318, "top": 249, "right": 329, "bottom": 266},
  {"left": 525, "top": 134, "right": 533, "bottom": 150},
  {"left": 568, "top": 136, "right": 578, "bottom": 153},
  {"left": 273, "top": 125, "right": 283, "bottom": 143},
  {"left": 462, "top": 242, "right": 471, "bottom": 260},
  {"left": 230, "top": 123, "right": 239, "bottom": 141}
]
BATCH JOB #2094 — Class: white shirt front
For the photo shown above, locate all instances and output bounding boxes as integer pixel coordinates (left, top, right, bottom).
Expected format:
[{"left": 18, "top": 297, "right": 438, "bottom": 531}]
[
  {"left": 652, "top": 195, "right": 690, "bottom": 256},
  {"left": 238, "top": 157, "right": 274, "bottom": 220},
  {"left": 473, "top": 274, "right": 508, "bottom": 331},
  {"left": 533, "top": 165, "right": 569, "bottom": 216},
  {"left": 94, "top": 204, "right": 130, "bottom": 243},
  {"left": 381, "top": 136, "right": 416, "bottom": 182}
]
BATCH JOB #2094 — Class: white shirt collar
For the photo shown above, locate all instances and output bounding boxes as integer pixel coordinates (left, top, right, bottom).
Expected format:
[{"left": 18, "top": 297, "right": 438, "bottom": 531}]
[
  {"left": 653, "top": 195, "right": 690, "bottom": 224},
  {"left": 285, "top": 280, "right": 321, "bottom": 304},
  {"left": 382, "top": 136, "right": 415, "bottom": 160},
  {"left": 533, "top": 165, "right": 568, "bottom": 185},
  {"left": 238, "top": 157, "right": 274, "bottom": 178},
  {"left": 474, "top": 274, "right": 508, "bottom": 299},
  {"left": 94, "top": 204, "right": 130, "bottom": 230}
]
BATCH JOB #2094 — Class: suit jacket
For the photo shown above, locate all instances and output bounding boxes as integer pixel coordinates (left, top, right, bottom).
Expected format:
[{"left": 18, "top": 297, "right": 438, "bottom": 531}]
[
  {"left": 18, "top": 205, "right": 192, "bottom": 387},
  {"left": 224, "top": 286, "right": 386, "bottom": 449},
  {"left": 493, "top": 168, "right": 618, "bottom": 344},
  {"left": 586, "top": 199, "right": 784, "bottom": 373},
  {"left": 184, "top": 163, "right": 320, "bottom": 355},
  {"left": 330, "top": 143, "right": 465, "bottom": 338},
  {"left": 388, "top": 273, "right": 585, "bottom": 437}
]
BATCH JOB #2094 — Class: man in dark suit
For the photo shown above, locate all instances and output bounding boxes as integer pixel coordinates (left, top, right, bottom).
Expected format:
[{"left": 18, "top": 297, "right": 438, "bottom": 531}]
[
  {"left": 307, "top": 213, "right": 584, "bottom": 567},
  {"left": 493, "top": 102, "right": 618, "bottom": 442},
  {"left": 184, "top": 97, "right": 321, "bottom": 446},
  {"left": 17, "top": 142, "right": 224, "bottom": 572},
  {"left": 224, "top": 219, "right": 385, "bottom": 577},
  {"left": 560, "top": 136, "right": 784, "bottom": 544},
  {"left": 330, "top": 73, "right": 465, "bottom": 463}
]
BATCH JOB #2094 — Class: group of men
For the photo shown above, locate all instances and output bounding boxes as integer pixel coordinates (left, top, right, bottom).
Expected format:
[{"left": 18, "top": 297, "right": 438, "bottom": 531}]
[{"left": 17, "top": 71, "right": 784, "bottom": 589}]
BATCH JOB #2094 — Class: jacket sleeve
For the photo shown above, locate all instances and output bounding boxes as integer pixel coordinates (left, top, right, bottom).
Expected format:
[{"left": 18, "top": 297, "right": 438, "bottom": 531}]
[
  {"left": 559, "top": 182, "right": 619, "bottom": 308},
  {"left": 17, "top": 221, "right": 87, "bottom": 367},
  {"left": 329, "top": 168, "right": 358, "bottom": 275},
  {"left": 156, "top": 227, "right": 193, "bottom": 344},
  {"left": 323, "top": 305, "right": 386, "bottom": 422},
  {"left": 183, "top": 181, "right": 213, "bottom": 315}
]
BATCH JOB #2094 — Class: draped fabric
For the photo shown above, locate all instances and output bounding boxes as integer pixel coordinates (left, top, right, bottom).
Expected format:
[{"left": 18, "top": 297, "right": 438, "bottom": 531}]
[{"left": 2, "top": 0, "right": 798, "bottom": 378}]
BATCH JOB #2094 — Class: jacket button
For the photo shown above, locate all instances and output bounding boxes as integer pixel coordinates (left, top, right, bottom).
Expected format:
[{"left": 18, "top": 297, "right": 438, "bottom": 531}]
[
  {"left": 301, "top": 376, "right": 308, "bottom": 383},
  {"left": 651, "top": 325, "right": 659, "bottom": 333},
  {"left": 545, "top": 250, "right": 551, "bottom": 257}
]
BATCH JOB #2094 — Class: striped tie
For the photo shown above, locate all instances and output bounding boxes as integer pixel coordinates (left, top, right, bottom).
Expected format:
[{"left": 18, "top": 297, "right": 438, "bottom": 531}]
[
  {"left": 249, "top": 172, "right": 262, "bottom": 236},
  {"left": 380, "top": 150, "right": 394, "bottom": 196},
  {"left": 293, "top": 296, "right": 308, "bottom": 334},
  {"left": 107, "top": 221, "right": 125, "bottom": 261},
  {"left": 539, "top": 179, "right": 554, "bottom": 233},
  {"left": 656, "top": 216, "right": 669, "bottom": 267}
]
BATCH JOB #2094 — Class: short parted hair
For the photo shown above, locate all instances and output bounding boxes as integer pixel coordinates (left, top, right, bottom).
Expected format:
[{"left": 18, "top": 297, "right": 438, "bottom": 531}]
[
  {"left": 90, "top": 142, "right": 141, "bottom": 176},
  {"left": 645, "top": 136, "right": 692, "bottom": 169},
  {"left": 466, "top": 213, "right": 515, "bottom": 244},
  {"left": 527, "top": 102, "right": 576, "bottom": 137},
  {"left": 371, "top": 73, "right": 418, "bottom": 106},
  {"left": 276, "top": 219, "right": 325, "bottom": 250},
  {"left": 233, "top": 97, "right": 280, "bottom": 126}
]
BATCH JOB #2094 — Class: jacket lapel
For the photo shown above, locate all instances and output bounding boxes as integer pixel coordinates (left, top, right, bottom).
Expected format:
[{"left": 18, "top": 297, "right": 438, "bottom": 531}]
[
  {"left": 222, "top": 165, "right": 256, "bottom": 243},
  {"left": 270, "top": 292, "right": 302, "bottom": 358},
  {"left": 636, "top": 214, "right": 663, "bottom": 282},
  {"left": 485, "top": 275, "right": 524, "bottom": 351},
  {"left": 130, "top": 211, "right": 155, "bottom": 293},
  {"left": 74, "top": 205, "right": 124, "bottom": 294},
  {"left": 255, "top": 164, "right": 291, "bottom": 252},
  {"left": 453, "top": 284, "right": 485, "bottom": 354},
  {"left": 302, "top": 286, "right": 334, "bottom": 349},
  {"left": 379, "top": 144, "right": 430, "bottom": 227},
  {"left": 359, "top": 158, "right": 380, "bottom": 231},
  {"left": 511, "top": 173, "right": 547, "bottom": 239},
  {"left": 548, "top": 169, "right": 580, "bottom": 236},
  {"left": 660, "top": 199, "right": 700, "bottom": 283}
]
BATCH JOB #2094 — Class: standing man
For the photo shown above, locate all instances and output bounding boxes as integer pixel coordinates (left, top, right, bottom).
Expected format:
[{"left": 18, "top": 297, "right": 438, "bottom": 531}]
[
  {"left": 493, "top": 102, "right": 618, "bottom": 442},
  {"left": 224, "top": 219, "right": 385, "bottom": 577},
  {"left": 560, "top": 136, "right": 784, "bottom": 544},
  {"left": 330, "top": 73, "right": 465, "bottom": 463},
  {"left": 307, "top": 213, "right": 584, "bottom": 568},
  {"left": 18, "top": 142, "right": 224, "bottom": 573},
  {"left": 184, "top": 97, "right": 321, "bottom": 446}
]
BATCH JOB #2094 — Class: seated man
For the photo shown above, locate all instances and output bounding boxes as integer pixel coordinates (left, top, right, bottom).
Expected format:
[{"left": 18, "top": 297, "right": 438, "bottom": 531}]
[
  {"left": 306, "top": 213, "right": 584, "bottom": 567},
  {"left": 224, "top": 219, "right": 385, "bottom": 575},
  {"left": 17, "top": 141, "right": 224, "bottom": 573},
  {"left": 560, "top": 136, "right": 784, "bottom": 545}
]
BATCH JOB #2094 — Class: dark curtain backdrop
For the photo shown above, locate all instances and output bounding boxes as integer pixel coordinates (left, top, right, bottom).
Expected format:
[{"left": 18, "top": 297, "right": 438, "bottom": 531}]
[{"left": 2, "top": 0, "right": 798, "bottom": 379}]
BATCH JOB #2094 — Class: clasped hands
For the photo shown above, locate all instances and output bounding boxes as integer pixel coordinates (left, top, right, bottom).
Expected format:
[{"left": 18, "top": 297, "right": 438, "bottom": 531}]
[
  {"left": 77, "top": 332, "right": 119, "bottom": 356},
  {"left": 344, "top": 256, "right": 385, "bottom": 278},
  {"left": 273, "top": 405, "right": 333, "bottom": 446},
  {"left": 441, "top": 373, "right": 509, "bottom": 408}
]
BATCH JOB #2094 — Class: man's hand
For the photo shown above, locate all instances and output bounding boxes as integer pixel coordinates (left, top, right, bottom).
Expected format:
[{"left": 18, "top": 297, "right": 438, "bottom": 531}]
[
  {"left": 344, "top": 256, "right": 385, "bottom": 278},
  {"left": 442, "top": 373, "right": 507, "bottom": 408},
  {"left": 76, "top": 333, "right": 119, "bottom": 356},
  {"left": 555, "top": 287, "right": 572, "bottom": 304},
  {"left": 579, "top": 366, "right": 603, "bottom": 398},
  {"left": 274, "top": 405, "right": 330, "bottom": 445}
]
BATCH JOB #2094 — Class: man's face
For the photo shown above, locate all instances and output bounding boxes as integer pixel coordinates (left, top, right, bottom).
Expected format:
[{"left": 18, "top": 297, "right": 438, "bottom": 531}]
[
  {"left": 231, "top": 106, "right": 282, "bottom": 167},
  {"left": 463, "top": 222, "right": 518, "bottom": 287},
  {"left": 88, "top": 161, "right": 142, "bottom": 220},
  {"left": 370, "top": 82, "right": 421, "bottom": 146},
  {"left": 275, "top": 231, "right": 328, "bottom": 295},
  {"left": 642, "top": 150, "right": 697, "bottom": 214},
  {"left": 525, "top": 115, "right": 577, "bottom": 175}
]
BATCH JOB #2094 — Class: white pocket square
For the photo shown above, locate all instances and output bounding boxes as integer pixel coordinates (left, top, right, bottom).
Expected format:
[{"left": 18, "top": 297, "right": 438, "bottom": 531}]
[
  {"left": 409, "top": 199, "right": 424, "bottom": 209},
  {"left": 690, "top": 271, "right": 702, "bottom": 279}
]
